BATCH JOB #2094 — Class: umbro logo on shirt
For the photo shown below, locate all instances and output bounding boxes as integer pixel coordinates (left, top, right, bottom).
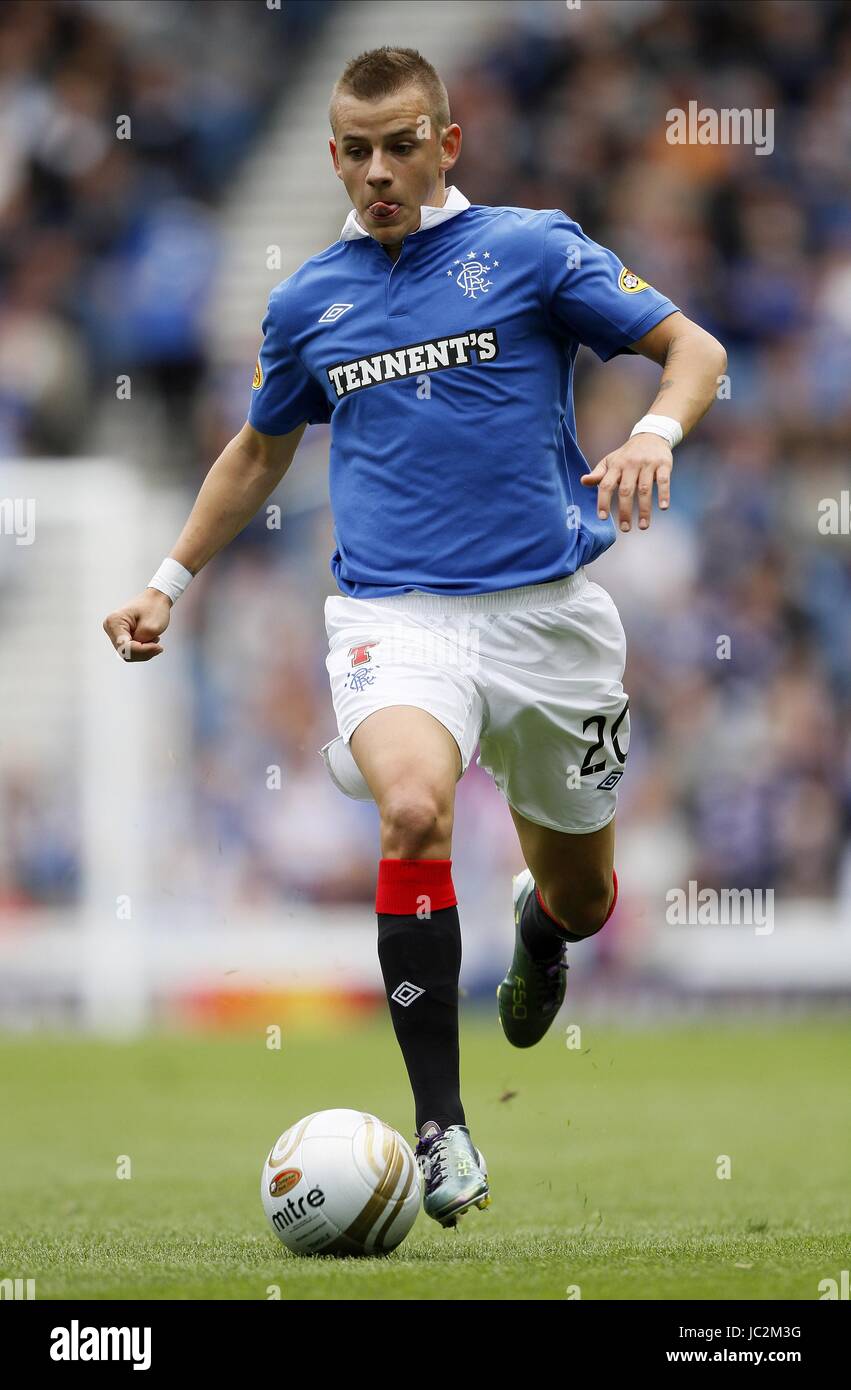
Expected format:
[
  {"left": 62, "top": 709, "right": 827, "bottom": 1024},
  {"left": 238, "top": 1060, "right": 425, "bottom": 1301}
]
[{"left": 318, "top": 303, "right": 354, "bottom": 323}]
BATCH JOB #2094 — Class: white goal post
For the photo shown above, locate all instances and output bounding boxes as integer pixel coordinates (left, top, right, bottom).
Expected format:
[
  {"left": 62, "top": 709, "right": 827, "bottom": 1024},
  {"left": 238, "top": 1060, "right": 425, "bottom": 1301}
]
[{"left": 0, "top": 460, "right": 190, "bottom": 1032}]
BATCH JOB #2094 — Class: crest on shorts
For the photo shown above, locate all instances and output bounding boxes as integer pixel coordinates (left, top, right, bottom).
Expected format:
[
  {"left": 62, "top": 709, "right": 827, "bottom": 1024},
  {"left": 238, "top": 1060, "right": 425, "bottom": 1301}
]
[
  {"left": 618, "top": 268, "right": 649, "bottom": 293},
  {"left": 348, "top": 641, "right": 379, "bottom": 667},
  {"left": 345, "top": 667, "right": 378, "bottom": 693},
  {"left": 252, "top": 357, "right": 263, "bottom": 389},
  {"left": 345, "top": 640, "right": 380, "bottom": 693}
]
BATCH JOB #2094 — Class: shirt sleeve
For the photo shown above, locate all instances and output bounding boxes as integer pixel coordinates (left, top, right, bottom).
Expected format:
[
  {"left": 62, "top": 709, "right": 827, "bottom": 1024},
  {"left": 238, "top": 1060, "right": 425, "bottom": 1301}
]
[
  {"left": 540, "top": 210, "right": 679, "bottom": 361},
  {"left": 247, "top": 282, "right": 332, "bottom": 434}
]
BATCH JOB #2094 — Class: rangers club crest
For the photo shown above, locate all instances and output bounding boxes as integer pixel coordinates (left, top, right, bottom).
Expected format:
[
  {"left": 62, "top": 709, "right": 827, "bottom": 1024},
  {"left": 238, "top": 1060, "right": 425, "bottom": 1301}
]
[
  {"left": 345, "top": 640, "right": 380, "bottom": 693},
  {"left": 446, "top": 250, "right": 500, "bottom": 299}
]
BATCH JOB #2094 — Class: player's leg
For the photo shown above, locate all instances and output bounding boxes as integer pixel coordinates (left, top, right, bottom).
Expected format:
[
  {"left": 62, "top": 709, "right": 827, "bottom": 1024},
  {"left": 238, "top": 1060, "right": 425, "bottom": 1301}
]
[
  {"left": 507, "top": 807, "right": 616, "bottom": 941},
  {"left": 350, "top": 704, "right": 459, "bottom": 858},
  {"left": 492, "top": 811, "right": 617, "bottom": 1045},
  {"left": 350, "top": 704, "right": 489, "bottom": 1224},
  {"left": 496, "top": 812, "right": 619, "bottom": 1049},
  {"left": 474, "top": 572, "right": 628, "bottom": 1047}
]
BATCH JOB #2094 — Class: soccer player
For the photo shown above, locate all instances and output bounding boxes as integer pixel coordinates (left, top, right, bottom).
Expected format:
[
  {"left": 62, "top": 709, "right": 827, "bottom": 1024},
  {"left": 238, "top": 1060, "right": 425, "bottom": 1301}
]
[{"left": 103, "top": 47, "right": 726, "bottom": 1230}]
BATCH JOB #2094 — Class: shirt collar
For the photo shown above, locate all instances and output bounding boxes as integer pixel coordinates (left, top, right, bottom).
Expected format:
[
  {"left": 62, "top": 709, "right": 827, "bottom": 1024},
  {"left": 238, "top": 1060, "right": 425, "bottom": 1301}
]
[{"left": 339, "top": 185, "right": 471, "bottom": 242}]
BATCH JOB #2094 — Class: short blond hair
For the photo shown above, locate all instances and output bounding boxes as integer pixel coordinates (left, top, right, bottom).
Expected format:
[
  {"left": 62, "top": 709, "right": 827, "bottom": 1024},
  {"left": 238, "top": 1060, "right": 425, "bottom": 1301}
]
[{"left": 329, "top": 46, "right": 451, "bottom": 138}]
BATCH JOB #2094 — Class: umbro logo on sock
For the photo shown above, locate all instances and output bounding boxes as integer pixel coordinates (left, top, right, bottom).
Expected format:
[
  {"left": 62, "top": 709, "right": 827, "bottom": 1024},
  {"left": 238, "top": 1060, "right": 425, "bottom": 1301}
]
[{"left": 391, "top": 981, "right": 425, "bottom": 1007}]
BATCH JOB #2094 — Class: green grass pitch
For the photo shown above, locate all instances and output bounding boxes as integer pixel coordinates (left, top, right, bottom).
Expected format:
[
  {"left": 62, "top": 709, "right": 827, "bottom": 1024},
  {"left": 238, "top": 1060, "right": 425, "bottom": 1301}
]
[{"left": 1, "top": 1014, "right": 848, "bottom": 1300}]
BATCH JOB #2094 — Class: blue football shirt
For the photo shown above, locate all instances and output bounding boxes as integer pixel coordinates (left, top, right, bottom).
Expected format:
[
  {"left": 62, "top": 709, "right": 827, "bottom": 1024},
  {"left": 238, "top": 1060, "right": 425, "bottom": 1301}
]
[{"left": 247, "top": 185, "right": 678, "bottom": 597}]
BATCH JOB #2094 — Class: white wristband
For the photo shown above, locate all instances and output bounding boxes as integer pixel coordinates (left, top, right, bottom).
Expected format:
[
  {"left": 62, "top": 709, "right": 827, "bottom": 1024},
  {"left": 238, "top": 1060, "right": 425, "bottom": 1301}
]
[
  {"left": 147, "top": 557, "right": 194, "bottom": 605},
  {"left": 630, "top": 413, "right": 683, "bottom": 449}
]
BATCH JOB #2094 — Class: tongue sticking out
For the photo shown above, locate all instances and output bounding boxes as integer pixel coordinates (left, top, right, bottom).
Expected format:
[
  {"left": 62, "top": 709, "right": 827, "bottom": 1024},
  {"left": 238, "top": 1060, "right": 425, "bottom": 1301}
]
[{"left": 371, "top": 202, "right": 399, "bottom": 217}]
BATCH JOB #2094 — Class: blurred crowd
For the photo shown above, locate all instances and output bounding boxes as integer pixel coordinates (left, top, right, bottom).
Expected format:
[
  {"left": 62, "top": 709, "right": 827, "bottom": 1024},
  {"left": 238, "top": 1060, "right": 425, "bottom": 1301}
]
[
  {"left": 3, "top": 0, "right": 850, "bottom": 924},
  {"left": 0, "top": 0, "right": 332, "bottom": 459}
]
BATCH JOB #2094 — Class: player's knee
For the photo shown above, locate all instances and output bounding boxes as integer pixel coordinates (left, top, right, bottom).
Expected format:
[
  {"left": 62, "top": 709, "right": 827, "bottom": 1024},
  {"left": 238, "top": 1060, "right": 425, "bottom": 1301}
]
[
  {"left": 380, "top": 791, "right": 453, "bottom": 857},
  {"left": 544, "top": 876, "right": 613, "bottom": 939}
]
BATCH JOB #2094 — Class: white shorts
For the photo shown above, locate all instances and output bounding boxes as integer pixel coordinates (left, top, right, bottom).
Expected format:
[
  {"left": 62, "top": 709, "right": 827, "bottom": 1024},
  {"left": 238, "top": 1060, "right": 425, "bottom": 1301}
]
[{"left": 319, "top": 568, "right": 630, "bottom": 835}]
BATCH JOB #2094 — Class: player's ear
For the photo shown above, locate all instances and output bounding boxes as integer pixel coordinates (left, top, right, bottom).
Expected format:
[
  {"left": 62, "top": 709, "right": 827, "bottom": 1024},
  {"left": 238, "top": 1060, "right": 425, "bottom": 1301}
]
[
  {"left": 329, "top": 138, "right": 341, "bottom": 176},
  {"left": 439, "top": 123, "right": 462, "bottom": 172}
]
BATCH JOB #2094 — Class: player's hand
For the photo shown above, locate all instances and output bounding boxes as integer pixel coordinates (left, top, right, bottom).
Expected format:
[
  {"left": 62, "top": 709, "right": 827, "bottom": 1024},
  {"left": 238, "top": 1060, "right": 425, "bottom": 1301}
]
[
  {"left": 580, "top": 434, "right": 673, "bottom": 531},
  {"left": 102, "top": 588, "right": 172, "bottom": 661}
]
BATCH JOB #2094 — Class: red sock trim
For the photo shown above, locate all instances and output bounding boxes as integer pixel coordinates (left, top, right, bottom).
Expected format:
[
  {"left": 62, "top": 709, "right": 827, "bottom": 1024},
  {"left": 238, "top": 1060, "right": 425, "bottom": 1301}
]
[
  {"left": 535, "top": 885, "right": 564, "bottom": 928},
  {"left": 536, "top": 868, "right": 619, "bottom": 931},
  {"left": 375, "top": 858, "right": 457, "bottom": 915},
  {"left": 603, "top": 868, "right": 619, "bottom": 924}
]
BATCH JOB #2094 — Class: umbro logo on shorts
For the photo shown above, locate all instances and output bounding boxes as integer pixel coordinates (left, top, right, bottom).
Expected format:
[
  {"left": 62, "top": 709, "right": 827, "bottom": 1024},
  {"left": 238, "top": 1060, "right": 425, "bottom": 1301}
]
[{"left": 597, "top": 770, "right": 623, "bottom": 790}]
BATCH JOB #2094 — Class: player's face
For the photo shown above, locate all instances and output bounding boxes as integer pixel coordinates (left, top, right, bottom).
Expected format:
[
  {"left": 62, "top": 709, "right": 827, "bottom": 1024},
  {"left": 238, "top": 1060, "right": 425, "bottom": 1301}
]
[{"left": 330, "top": 86, "right": 460, "bottom": 247}]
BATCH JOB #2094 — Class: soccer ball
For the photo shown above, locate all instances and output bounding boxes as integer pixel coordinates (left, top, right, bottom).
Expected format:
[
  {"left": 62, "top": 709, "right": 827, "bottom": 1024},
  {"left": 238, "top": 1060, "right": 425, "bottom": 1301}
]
[{"left": 261, "top": 1108, "right": 421, "bottom": 1256}]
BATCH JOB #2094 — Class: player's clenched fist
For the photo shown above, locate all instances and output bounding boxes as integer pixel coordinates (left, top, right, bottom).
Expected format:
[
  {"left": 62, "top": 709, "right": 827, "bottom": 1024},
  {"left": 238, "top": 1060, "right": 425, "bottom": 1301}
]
[
  {"left": 102, "top": 588, "right": 172, "bottom": 662},
  {"left": 581, "top": 434, "right": 673, "bottom": 532}
]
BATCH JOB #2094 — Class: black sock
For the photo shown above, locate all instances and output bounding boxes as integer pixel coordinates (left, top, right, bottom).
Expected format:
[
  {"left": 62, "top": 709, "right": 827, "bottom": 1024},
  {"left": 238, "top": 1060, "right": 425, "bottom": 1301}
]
[
  {"left": 521, "top": 887, "right": 574, "bottom": 959},
  {"left": 377, "top": 904, "right": 465, "bottom": 1133},
  {"left": 521, "top": 872, "right": 618, "bottom": 958}
]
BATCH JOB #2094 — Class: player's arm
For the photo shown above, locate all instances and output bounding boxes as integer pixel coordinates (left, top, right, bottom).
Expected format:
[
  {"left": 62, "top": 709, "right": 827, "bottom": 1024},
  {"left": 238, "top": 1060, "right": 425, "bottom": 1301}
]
[
  {"left": 580, "top": 310, "right": 727, "bottom": 531},
  {"left": 167, "top": 419, "right": 307, "bottom": 576},
  {"left": 102, "top": 420, "right": 308, "bottom": 661}
]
